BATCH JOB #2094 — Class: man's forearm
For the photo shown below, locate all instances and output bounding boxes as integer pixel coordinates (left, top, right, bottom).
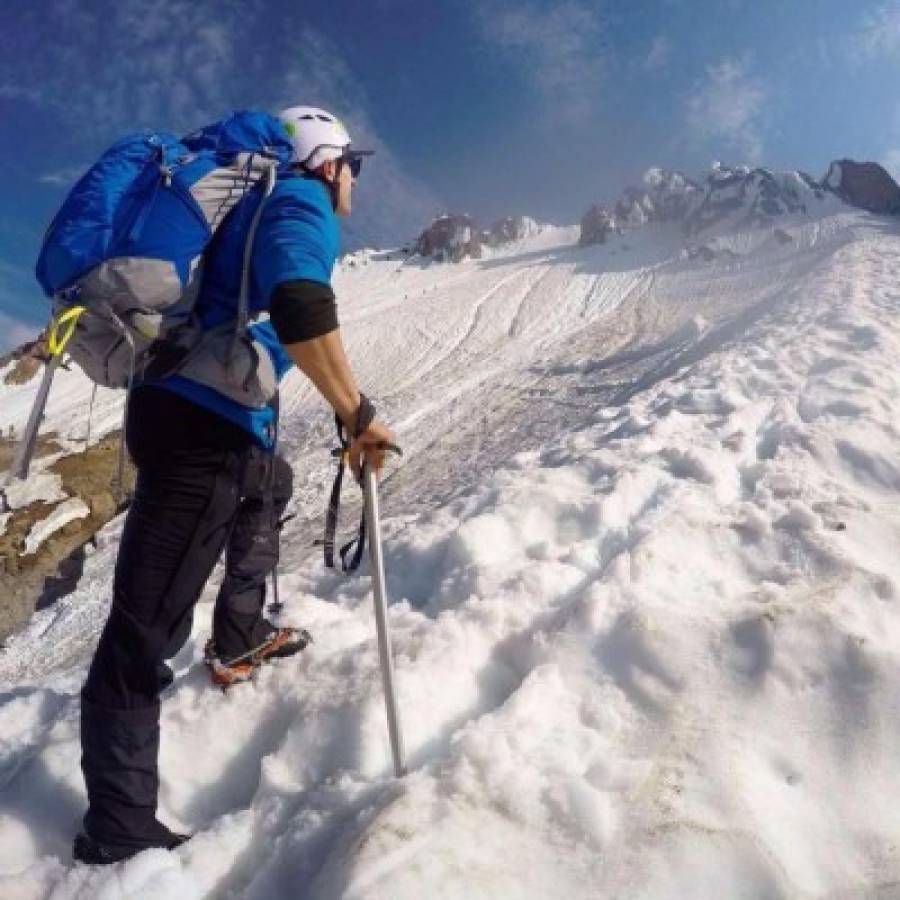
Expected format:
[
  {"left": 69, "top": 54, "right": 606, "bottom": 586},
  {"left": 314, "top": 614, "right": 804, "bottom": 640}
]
[{"left": 283, "top": 328, "right": 361, "bottom": 428}]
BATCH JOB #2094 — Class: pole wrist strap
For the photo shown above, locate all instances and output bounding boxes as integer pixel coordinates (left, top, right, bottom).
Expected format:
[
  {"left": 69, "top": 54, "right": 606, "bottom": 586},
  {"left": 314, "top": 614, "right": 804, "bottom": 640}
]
[{"left": 321, "top": 393, "right": 375, "bottom": 573}]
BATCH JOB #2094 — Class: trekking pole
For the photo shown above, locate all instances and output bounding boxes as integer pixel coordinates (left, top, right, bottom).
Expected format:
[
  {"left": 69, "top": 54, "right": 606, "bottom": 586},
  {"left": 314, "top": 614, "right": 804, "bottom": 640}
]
[
  {"left": 362, "top": 460, "right": 407, "bottom": 777},
  {"left": 10, "top": 307, "right": 84, "bottom": 481},
  {"left": 10, "top": 354, "right": 61, "bottom": 481}
]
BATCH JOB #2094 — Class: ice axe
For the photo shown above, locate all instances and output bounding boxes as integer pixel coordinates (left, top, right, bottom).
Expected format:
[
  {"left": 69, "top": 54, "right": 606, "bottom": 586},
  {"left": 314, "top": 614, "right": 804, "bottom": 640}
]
[
  {"left": 320, "top": 415, "right": 407, "bottom": 777},
  {"left": 362, "top": 451, "right": 407, "bottom": 777}
]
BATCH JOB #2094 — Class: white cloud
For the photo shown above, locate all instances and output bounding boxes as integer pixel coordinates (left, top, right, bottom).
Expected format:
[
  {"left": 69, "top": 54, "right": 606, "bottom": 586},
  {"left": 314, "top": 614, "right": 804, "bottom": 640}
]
[
  {"left": 644, "top": 35, "right": 672, "bottom": 71},
  {"left": 38, "top": 166, "right": 86, "bottom": 187},
  {"left": 685, "top": 57, "right": 768, "bottom": 163},
  {"left": 475, "top": 1, "right": 606, "bottom": 120},
  {"left": 0, "top": 0, "right": 439, "bottom": 244},
  {"left": 855, "top": 1, "right": 900, "bottom": 59}
]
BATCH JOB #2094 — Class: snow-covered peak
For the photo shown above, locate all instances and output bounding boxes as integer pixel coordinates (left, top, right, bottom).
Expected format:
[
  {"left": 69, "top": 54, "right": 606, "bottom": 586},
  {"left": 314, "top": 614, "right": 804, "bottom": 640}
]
[
  {"left": 581, "top": 162, "right": 855, "bottom": 246},
  {"left": 685, "top": 164, "right": 834, "bottom": 234}
]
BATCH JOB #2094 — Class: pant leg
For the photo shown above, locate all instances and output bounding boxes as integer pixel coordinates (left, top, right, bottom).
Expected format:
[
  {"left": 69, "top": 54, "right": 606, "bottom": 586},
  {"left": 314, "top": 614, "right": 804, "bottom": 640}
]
[
  {"left": 80, "top": 387, "right": 253, "bottom": 847},
  {"left": 212, "top": 451, "right": 293, "bottom": 660}
]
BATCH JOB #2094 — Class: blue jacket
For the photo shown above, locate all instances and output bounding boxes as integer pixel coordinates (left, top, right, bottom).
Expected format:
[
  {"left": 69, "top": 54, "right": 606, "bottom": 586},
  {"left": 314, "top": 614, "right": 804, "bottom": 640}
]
[{"left": 154, "top": 174, "right": 339, "bottom": 447}]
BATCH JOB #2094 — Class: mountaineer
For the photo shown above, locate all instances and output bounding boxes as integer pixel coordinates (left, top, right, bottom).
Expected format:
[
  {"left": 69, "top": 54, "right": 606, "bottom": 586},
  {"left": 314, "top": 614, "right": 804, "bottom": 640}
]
[{"left": 74, "top": 106, "right": 394, "bottom": 864}]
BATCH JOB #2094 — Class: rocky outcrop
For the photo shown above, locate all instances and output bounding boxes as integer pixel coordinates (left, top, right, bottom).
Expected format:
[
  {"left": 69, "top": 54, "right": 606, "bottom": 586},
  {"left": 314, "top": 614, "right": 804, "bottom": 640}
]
[
  {"left": 580, "top": 157, "right": 900, "bottom": 253},
  {"left": 684, "top": 165, "right": 828, "bottom": 234},
  {"left": 414, "top": 215, "right": 483, "bottom": 262},
  {"left": 825, "top": 160, "right": 900, "bottom": 215},
  {"left": 634, "top": 169, "right": 703, "bottom": 223},
  {"left": 413, "top": 214, "right": 548, "bottom": 262},
  {"left": 579, "top": 161, "right": 847, "bottom": 247},
  {"left": 485, "top": 216, "right": 541, "bottom": 247},
  {"left": 579, "top": 205, "right": 617, "bottom": 246},
  {"left": 1, "top": 333, "right": 48, "bottom": 385},
  {"left": 0, "top": 432, "right": 133, "bottom": 640}
]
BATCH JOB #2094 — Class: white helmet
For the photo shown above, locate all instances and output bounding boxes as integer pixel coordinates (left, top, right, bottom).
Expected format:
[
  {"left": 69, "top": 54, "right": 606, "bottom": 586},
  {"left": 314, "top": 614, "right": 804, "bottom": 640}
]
[{"left": 278, "top": 106, "right": 369, "bottom": 171}]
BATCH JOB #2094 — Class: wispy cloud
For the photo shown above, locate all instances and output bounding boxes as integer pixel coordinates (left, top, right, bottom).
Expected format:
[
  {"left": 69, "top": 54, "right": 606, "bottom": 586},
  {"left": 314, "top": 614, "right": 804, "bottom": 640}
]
[
  {"left": 38, "top": 166, "right": 86, "bottom": 187},
  {"left": 854, "top": 1, "right": 900, "bottom": 59},
  {"left": 684, "top": 57, "right": 768, "bottom": 163},
  {"left": 0, "top": 0, "right": 439, "bottom": 244},
  {"left": 474, "top": 1, "right": 606, "bottom": 120},
  {"left": 644, "top": 35, "right": 672, "bottom": 71}
]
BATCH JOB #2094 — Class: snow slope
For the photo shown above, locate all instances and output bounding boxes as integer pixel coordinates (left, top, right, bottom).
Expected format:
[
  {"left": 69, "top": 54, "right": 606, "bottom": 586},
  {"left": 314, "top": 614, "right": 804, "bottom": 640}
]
[{"left": 3, "top": 208, "right": 900, "bottom": 898}]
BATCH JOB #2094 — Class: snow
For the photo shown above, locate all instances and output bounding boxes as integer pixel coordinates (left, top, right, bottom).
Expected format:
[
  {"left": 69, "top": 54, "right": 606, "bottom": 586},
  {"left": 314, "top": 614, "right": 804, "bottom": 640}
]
[
  {"left": 22, "top": 497, "right": 90, "bottom": 555},
  {"left": 0, "top": 362, "right": 121, "bottom": 451},
  {"left": 2, "top": 470, "right": 67, "bottom": 510},
  {"left": 1, "top": 206, "right": 900, "bottom": 896}
]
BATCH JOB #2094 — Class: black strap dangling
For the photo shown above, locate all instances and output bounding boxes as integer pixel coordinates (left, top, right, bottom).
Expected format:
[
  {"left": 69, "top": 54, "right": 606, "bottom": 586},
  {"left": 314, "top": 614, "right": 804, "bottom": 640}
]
[{"left": 321, "top": 394, "right": 376, "bottom": 573}]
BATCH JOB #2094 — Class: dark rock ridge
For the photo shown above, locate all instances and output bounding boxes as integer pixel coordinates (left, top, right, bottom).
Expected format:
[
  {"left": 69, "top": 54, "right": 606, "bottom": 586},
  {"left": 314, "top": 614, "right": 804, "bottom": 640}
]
[
  {"left": 579, "top": 205, "right": 617, "bottom": 246},
  {"left": 414, "top": 214, "right": 483, "bottom": 263},
  {"left": 413, "top": 214, "right": 543, "bottom": 262},
  {"left": 484, "top": 216, "right": 541, "bottom": 247},
  {"left": 825, "top": 160, "right": 900, "bottom": 215},
  {"left": 579, "top": 159, "right": 900, "bottom": 247}
]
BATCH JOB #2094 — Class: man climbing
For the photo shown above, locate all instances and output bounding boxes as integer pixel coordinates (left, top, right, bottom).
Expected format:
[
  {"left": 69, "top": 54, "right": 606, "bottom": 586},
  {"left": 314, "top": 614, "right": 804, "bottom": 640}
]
[{"left": 76, "top": 106, "right": 394, "bottom": 864}]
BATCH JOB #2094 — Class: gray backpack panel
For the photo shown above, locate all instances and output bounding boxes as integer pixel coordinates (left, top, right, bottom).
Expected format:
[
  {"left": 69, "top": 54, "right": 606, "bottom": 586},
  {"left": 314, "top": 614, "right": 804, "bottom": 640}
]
[
  {"left": 57, "top": 257, "right": 198, "bottom": 389},
  {"left": 176, "top": 327, "right": 278, "bottom": 409}
]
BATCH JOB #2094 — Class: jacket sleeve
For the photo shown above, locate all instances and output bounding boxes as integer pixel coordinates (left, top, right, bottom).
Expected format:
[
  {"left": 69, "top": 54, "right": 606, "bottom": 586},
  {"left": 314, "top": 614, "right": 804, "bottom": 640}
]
[
  {"left": 269, "top": 279, "right": 338, "bottom": 343},
  {"left": 251, "top": 181, "right": 338, "bottom": 309}
]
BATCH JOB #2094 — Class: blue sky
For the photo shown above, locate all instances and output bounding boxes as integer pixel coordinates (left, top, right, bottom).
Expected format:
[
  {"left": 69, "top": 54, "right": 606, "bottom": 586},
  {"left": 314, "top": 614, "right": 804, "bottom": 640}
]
[{"left": 1, "top": 0, "right": 899, "bottom": 350}]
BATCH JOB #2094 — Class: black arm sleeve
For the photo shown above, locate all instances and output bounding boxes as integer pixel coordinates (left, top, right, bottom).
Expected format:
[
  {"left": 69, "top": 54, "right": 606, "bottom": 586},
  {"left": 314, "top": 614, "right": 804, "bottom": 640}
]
[{"left": 269, "top": 279, "right": 339, "bottom": 344}]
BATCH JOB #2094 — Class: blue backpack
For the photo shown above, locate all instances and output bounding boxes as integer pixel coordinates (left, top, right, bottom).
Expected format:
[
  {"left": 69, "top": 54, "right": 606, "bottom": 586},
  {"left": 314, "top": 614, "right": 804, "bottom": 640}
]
[{"left": 13, "top": 110, "right": 294, "bottom": 482}]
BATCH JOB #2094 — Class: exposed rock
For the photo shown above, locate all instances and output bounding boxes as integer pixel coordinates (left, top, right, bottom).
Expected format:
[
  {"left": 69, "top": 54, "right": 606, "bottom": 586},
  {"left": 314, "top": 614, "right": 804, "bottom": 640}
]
[
  {"left": 1, "top": 332, "right": 49, "bottom": 386},
  {"left": 579, "top": 205, "right": 617, "bottom": 246},
  {"left": 0, "top": 432, "right": 134, "bottom": 640},
  {"left": 774, "top": 228, "right": 794, "bottom": 245},
  {"left": 89, "top": 491, "right": 117, "bottom": 522},
  {"left": 825, "top": 160, "right": 900, "bottom": 215},
  {"left": 639, "top": 168, "right": 703, "bottom": 222},
  {"left": 414, "top": 214, "right": 483, "bottom": 262},
  {"left": 684, "top": 165, "right": 828, "bottom": 234},
  {"left": 0, "top": 432, "right": 63, "bottom": 474},
  {"left": 580, "top": 161, "right": 843, "bottom": 248},
  {"left": 615, "top": 191, "right": 652, "bottom": 229},
  {"left": 485, "top": 216, "right": 541, "bottom": 247}
]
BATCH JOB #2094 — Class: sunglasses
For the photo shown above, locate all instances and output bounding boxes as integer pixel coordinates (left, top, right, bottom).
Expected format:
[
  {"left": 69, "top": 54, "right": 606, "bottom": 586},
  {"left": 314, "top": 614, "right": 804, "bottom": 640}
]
[{"left": 340, "top": 149, "right": 374, "bottom": 179}]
